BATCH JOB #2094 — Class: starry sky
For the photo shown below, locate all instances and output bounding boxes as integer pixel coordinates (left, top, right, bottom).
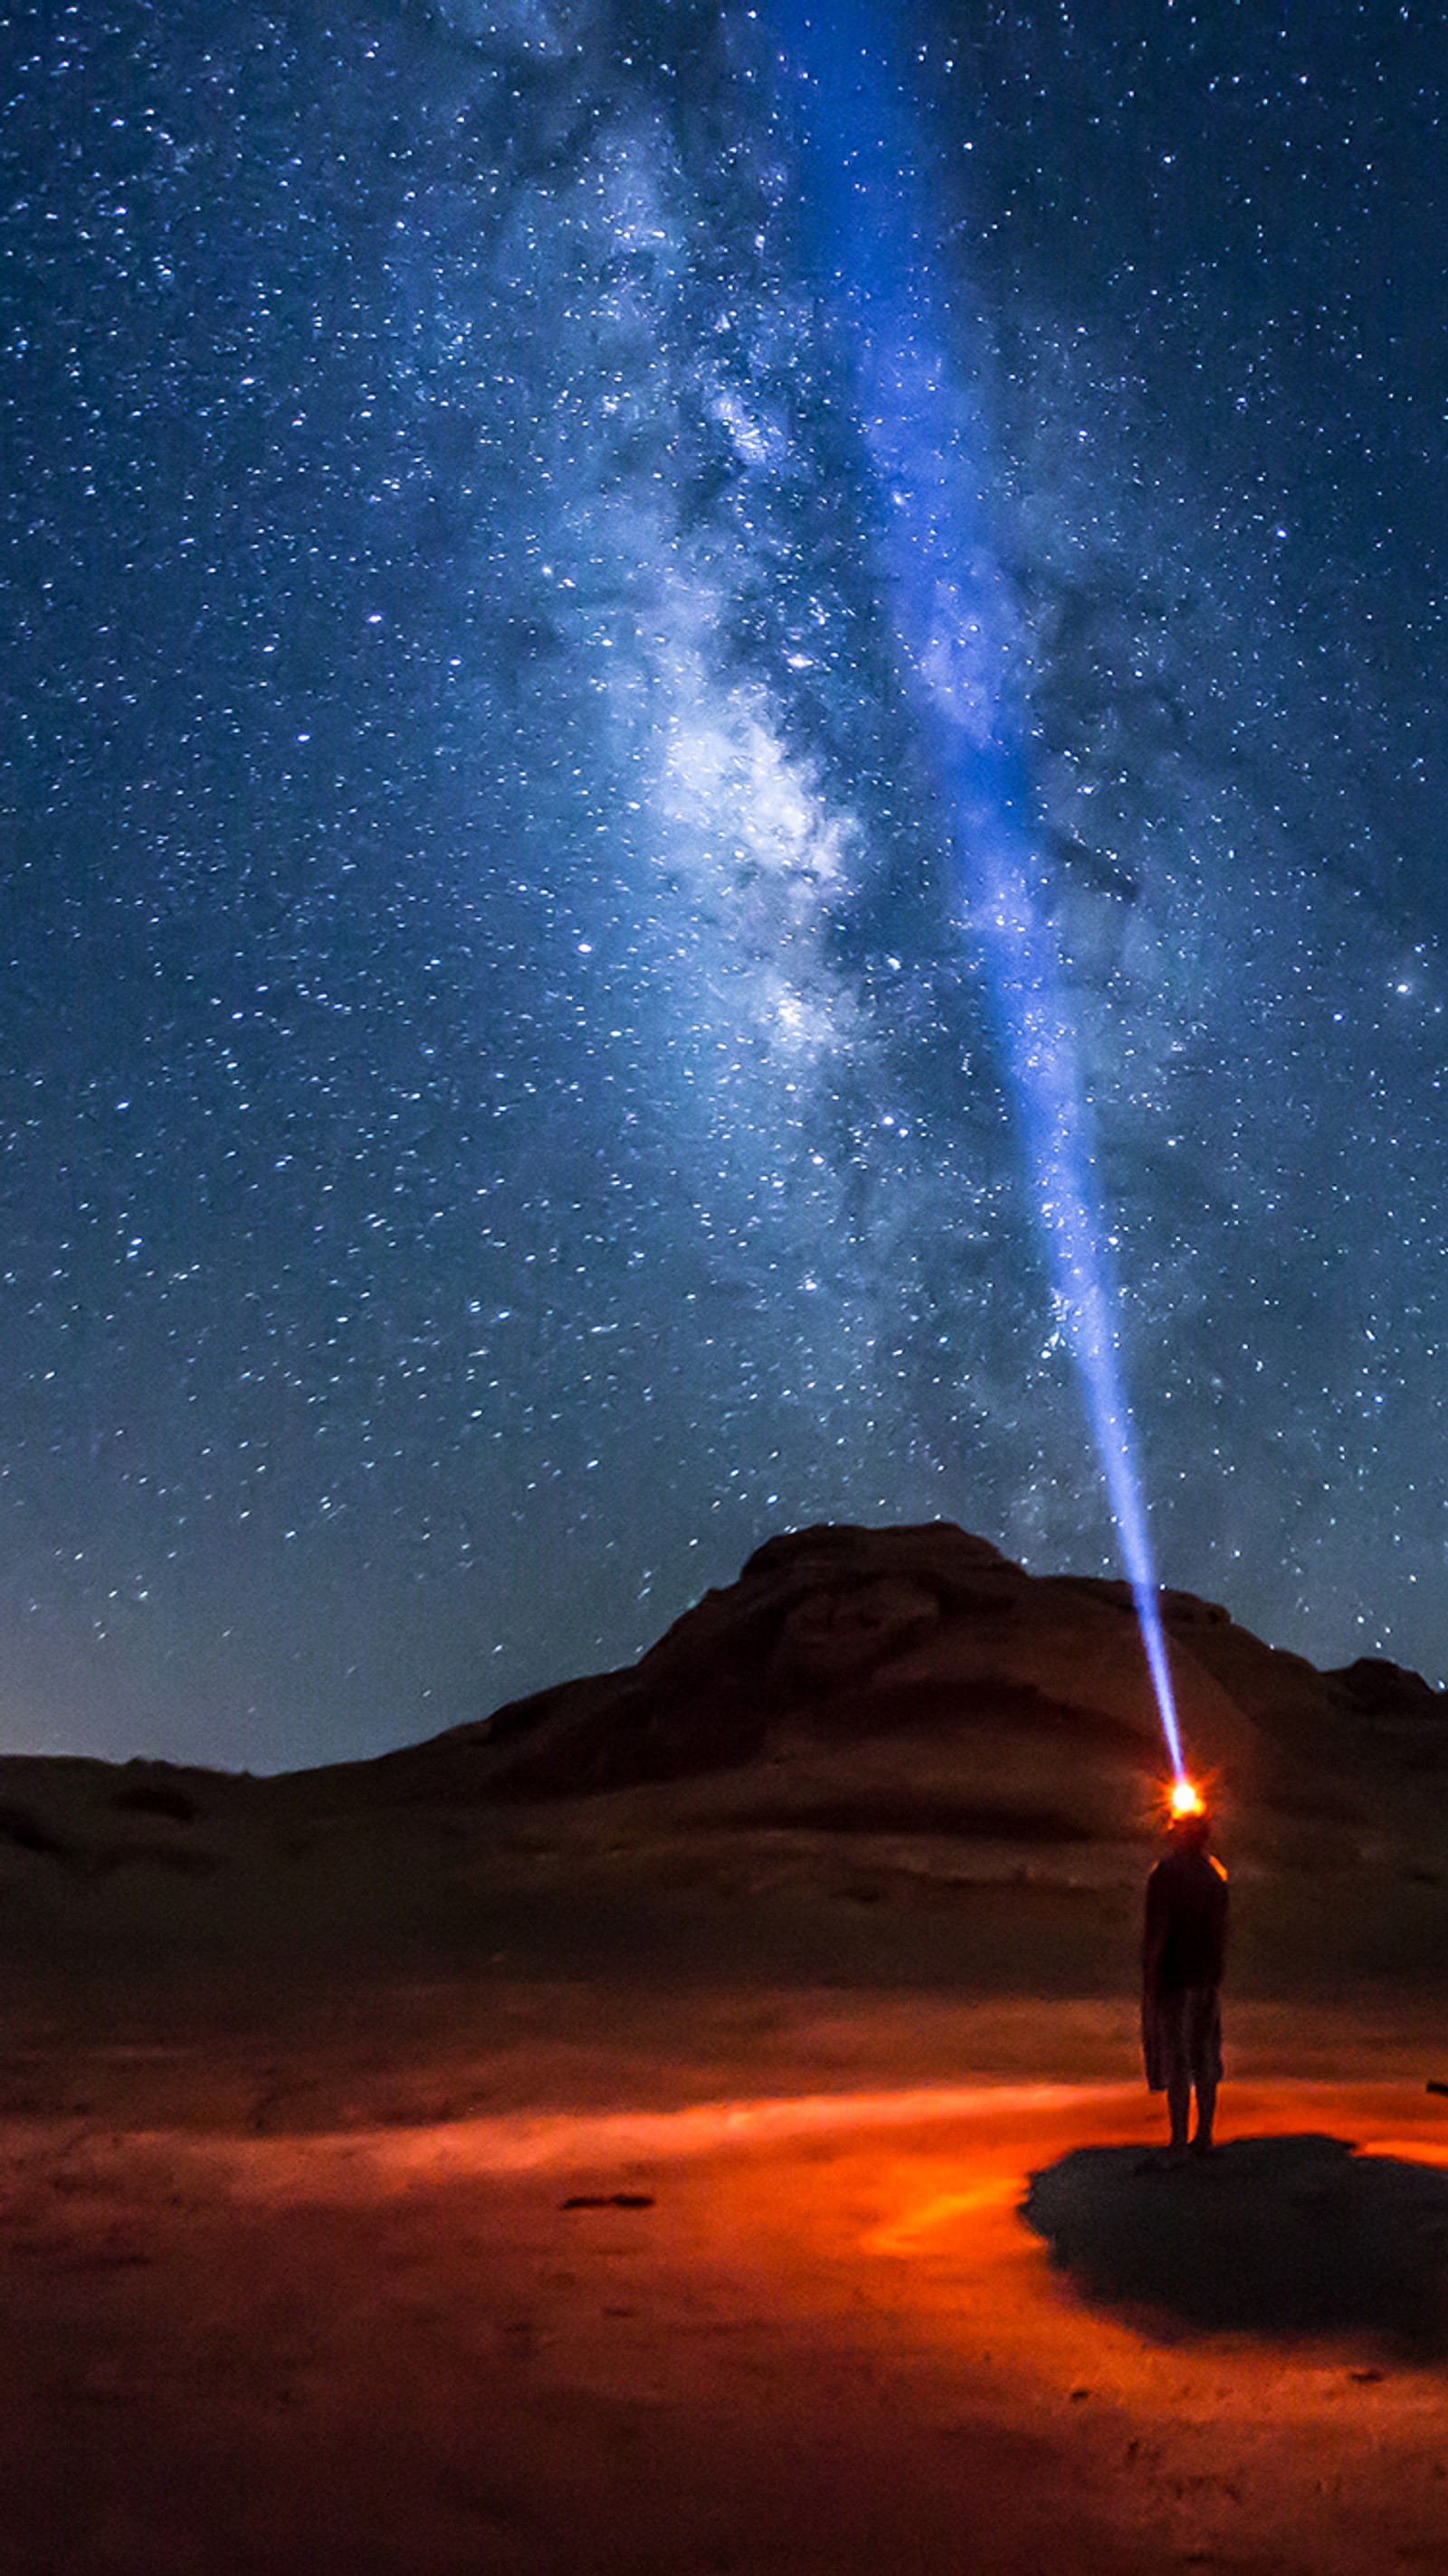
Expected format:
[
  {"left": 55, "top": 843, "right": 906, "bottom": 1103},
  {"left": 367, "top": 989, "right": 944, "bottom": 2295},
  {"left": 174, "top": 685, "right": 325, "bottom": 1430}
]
[{"left": 3, "top": 0, "right": 1447, "bottom": 1770}]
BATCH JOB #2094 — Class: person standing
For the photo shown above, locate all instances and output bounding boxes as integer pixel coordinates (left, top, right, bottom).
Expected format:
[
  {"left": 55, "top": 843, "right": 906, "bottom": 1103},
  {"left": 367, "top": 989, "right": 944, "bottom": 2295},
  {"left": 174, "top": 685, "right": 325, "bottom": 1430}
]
[{"left": 1141, "top": 1803, "right": 1229, "bottom": 2165}]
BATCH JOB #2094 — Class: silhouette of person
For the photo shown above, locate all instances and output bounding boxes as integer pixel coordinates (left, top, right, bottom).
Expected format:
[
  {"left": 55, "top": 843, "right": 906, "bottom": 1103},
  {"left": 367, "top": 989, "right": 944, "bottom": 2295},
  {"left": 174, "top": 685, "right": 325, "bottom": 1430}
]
[{"left": 1141, "top": 1805, "right": 1228, "bottom": 2165}]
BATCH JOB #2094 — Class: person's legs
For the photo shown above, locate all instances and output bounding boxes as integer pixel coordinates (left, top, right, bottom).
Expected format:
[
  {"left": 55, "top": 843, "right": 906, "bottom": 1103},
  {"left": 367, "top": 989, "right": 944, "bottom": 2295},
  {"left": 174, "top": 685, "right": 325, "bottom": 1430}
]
[
  {"left": 1186, "top": 1986, "right": 1222, "bottom": 2153},
  {"left": 1166, "top": 2068, "right": 1192, "bottom": 2157}
]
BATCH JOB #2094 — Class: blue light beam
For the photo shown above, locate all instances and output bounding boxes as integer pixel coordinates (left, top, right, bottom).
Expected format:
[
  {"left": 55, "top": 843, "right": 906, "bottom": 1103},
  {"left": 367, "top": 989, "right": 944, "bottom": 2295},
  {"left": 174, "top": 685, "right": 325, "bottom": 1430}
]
[{"left": 772, "top": 0, "right": 1187, "bottom": 1779}]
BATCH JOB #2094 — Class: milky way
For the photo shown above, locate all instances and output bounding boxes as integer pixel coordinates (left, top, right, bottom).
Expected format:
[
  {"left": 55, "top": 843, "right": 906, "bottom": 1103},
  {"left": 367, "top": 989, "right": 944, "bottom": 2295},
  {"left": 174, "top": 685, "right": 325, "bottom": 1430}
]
[{"left": 3, "top": 0, "right": 1447, "bottom": 1766}]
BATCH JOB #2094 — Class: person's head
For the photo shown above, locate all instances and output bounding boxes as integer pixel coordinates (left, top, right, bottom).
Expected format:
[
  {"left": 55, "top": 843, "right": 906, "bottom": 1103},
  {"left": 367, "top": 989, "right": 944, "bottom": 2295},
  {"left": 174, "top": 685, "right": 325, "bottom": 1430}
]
[{"left": 1168, "top": 1808, "right": 1212, "bottom": 1852}]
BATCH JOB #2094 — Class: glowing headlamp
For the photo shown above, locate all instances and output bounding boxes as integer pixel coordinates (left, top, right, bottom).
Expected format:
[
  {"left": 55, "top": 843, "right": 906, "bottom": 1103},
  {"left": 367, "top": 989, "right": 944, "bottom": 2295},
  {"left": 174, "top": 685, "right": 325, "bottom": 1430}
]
[{"left": 1169, "top": 1778, "right": 1205, "bottom": 1819}]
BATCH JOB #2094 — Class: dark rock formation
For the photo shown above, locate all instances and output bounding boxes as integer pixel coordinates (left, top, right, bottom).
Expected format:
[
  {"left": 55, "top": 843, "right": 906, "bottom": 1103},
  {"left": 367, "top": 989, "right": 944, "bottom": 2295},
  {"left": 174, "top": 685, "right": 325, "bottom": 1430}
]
[
  {"left": 429, "top": 1522, "right": 1252, "bottom": 1814},
  {"left": 1329, "top": 1656, "right": 1445, "bottom": 1717},
  {"left": 5, "top": 1524, "right": 1446, "bottom": 1933}
]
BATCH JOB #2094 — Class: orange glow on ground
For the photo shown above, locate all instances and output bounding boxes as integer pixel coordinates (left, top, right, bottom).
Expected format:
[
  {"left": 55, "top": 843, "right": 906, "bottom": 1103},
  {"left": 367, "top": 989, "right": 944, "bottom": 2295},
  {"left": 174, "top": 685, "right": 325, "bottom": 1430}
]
[{"left": 6, "top": 2066, "right": 1448, "bottom": 2571}]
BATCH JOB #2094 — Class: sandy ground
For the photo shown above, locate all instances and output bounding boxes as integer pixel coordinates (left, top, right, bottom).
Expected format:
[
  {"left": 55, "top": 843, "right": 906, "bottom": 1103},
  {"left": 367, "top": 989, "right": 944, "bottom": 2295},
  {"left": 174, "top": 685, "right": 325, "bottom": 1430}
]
[{"left": 6, "top": 1986, "right": 1448, "bottom": 2574}]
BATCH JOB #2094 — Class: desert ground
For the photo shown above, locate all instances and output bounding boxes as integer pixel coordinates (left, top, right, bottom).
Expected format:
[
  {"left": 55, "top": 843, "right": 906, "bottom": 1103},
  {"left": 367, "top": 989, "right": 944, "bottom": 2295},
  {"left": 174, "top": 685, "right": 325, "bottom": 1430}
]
[{"left": 5, "top": 1525, "right": 1448, "bottom": 2571}]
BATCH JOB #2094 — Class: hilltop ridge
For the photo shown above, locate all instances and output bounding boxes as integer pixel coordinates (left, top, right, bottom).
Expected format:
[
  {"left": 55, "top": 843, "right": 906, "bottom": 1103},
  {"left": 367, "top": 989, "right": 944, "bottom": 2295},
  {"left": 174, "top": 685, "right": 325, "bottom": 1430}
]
[{"left": 0, "top": 1522, "right": 1444, "bottom": 2003}]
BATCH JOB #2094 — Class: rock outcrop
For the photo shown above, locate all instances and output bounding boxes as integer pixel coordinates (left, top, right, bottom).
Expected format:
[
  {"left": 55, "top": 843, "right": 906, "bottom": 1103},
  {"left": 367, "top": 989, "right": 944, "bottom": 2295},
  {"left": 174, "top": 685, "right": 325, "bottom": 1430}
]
[
  {"left": 3, "top": 1524, "right": 1446, "bottom": 1989},
  {"left": 384, "top": 1521, "right": 1371, "bottom": 1844}
]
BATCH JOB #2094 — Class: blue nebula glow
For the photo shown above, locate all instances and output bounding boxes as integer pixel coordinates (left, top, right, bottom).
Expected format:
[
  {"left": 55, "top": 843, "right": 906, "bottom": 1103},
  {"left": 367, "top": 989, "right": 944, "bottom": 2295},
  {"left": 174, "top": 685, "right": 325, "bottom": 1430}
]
[{"left": 774, "top": 0, "right": 1186, "bottom": 1779}]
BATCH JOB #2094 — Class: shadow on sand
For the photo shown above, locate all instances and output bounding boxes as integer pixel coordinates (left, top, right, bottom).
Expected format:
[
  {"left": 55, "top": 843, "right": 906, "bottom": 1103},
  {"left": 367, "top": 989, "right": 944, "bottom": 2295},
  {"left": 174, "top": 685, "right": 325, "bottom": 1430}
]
[{"left": 1021, "top": 2136, "right": 1448, "bottom": 2357}]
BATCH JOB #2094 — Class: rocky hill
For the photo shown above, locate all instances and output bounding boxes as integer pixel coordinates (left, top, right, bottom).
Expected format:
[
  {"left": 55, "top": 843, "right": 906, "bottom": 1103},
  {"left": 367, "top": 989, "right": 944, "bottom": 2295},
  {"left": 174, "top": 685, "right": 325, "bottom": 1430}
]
[
  {"left": 2, "top": 1522, "right": 1446, "bottom": 1992},
  {"left": 374, "top": 1519, "right": 1448, "bottom": 1844}
]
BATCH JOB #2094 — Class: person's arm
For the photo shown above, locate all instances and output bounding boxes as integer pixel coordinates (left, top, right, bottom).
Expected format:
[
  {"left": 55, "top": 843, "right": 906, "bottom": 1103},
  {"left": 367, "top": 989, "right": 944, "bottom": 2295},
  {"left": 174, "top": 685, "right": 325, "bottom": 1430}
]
[
  {"left": 1205, "top": 1859, "right": 1229, "bottom": 1985},
  {"left": 1142, "top": 1865, "right": 1167, "bottom": 1991}
]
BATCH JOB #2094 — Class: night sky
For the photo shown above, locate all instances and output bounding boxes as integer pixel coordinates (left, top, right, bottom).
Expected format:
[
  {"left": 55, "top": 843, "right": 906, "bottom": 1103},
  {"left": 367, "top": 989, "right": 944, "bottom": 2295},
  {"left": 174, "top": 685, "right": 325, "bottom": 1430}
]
[{"left": 4, "top": 0, "right": 1447, "bottom": 1770}]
